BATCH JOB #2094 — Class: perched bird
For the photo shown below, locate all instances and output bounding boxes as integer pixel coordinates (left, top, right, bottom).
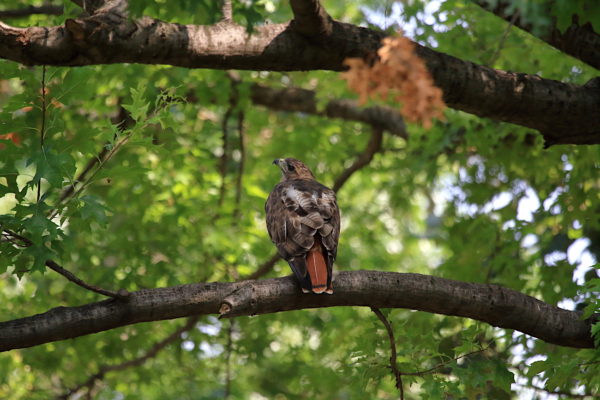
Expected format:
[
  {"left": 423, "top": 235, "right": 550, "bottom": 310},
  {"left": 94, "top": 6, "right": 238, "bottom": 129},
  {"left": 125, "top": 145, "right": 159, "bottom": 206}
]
[{"left": 265, "top": 158, "right": 340, "bottom": 294}]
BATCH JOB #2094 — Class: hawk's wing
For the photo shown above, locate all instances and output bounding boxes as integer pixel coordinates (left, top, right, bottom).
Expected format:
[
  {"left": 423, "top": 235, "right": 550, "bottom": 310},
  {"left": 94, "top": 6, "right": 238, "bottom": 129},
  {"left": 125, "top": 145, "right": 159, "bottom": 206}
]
[{"left": 265, "top": 180, "right": 340, "bottom": 290}]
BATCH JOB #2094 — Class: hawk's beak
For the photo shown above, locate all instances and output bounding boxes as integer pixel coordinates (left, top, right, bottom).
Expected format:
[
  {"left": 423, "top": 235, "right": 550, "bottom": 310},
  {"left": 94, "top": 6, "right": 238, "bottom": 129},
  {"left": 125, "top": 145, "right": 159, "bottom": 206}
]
[{"left": 273, "top": 158, "right": 285, "bottom": 171}]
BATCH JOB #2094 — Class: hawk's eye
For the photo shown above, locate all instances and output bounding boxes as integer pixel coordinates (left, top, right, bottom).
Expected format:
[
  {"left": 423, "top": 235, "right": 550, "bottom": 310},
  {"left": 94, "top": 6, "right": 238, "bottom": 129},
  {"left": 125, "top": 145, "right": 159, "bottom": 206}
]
[{"left": 287, "top": 164, "right": 296, "bottom": 172}]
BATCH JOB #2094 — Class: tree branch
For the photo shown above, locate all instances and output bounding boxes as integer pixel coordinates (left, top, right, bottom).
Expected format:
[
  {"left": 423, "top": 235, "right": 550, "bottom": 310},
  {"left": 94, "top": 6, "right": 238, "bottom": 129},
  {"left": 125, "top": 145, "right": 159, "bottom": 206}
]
[
  {"left": 244, "top": 252, "right": 280, "bottom": 280},
  {"left": 0, "top": 4, "right": 63, "bottom": 19},
  {"left": 59, "top": 101, "right": 133, "bottom": 203},
  {"left": 513, "top": 382, "right": 596, "bottom": 399},
  {"left": 223, "top": 320, "right": 234, "bottom": 399},
  {"left": 81, "top": 0, "right": 128, "bottom": 17},
  {"left": 402, "top": 344, "right": 491, "bottom": 377},
  {"left": 45, "top": 260, "right": 129, "bottom": 300},
  {"left": 0, "top": 232, "right": 126, "bottom": 300},
  {"left": 233, "top": 110, "right": 245, "bottom": 219},
  {"left": 250, "top": 84, "right": 407, "bottom": 138},
  {"left": 332, "top": 127, "right": 383, "bottom": 192},
  {"left": 371, "top": 308, "right": 404, "bottom": 399},
  {"left": 0, "top": 271, "right": 594, "bottom": 351},
  {"left": 59, "top": 316, "right": 199, "bottom": 399},
  {"left": 218, "top": 103, "right": 233, "bottom": 207},
  {"left": 220, "top": 0, "right": 232, "bottom": 23},
  {"left": 0, "top": 11, "right": 597, "bottom": 144},
  {"left": 473, "top": 0, "right": 600, "bottom": 70}
]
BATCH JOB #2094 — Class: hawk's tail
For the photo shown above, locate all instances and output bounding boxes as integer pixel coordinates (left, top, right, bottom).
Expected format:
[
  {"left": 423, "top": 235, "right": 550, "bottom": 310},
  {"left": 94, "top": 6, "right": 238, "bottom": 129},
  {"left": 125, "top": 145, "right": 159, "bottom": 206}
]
[{"left": 307, "top": 240, "right": 330, "bottom": 294}]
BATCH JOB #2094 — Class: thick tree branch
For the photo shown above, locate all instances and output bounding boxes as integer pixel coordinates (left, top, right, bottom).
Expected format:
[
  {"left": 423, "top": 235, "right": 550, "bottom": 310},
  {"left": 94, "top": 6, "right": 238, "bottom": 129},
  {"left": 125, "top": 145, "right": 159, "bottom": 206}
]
[
  {"left": 0, "top": 271, "right": 594, "bottom": 351},
  {"left": 473, "top": 0, "right": 600, "bottom": 70},
  {"left": 0, "top": 11, "right": 597, "bottom": 144}
]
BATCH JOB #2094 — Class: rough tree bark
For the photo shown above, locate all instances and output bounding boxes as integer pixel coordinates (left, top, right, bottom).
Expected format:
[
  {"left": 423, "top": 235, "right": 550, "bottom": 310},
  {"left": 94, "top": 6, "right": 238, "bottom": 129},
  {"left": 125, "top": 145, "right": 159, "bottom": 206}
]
[
  {"left": 0, "top": 0, "right": 598, "bottom": 144},
  {"left": 0, "top": 271, "right": 594, "bottom": 352}
]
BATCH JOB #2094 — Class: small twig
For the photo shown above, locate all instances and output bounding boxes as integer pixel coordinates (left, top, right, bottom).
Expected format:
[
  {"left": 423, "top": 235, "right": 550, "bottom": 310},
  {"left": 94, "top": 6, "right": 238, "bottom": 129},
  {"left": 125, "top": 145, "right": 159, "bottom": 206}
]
[
  {"left": 1, "top": 227, "right": 124, "bottom": 298},
  {"left": 487, "top": 9, "right": 519, "bottom": 66},
  {"left": 245, "top": 252, "right": 280, "bottom": 280},
  {"left": 37, "top": 66, "right": 47, "bottom": 203},
  {"left": 224, "top": 320, "right": 234, "bottom": 399},
  {"left": 332, "top": 127, "right": 383, "bottom": 192},
  {"left": 233, "top": 110, "right": 245, "bottom": 219},
  {"left": 371, "top": 307, "right": 404, "bottom": 400},
  {"left": 59, "top": 316, "right": 199, "bottom": 399},
  {"left": 59, "top": 146, "right": 109, "bottom": 203},
  {"left": 513, "top": 382, "right": 595, "bottom": 399},
  {"left": 45, "top": 260, "right": 129, "bottom": 300},
  {"left": 50, "top": 132, "right": 131, "bottom": 221},
  {"left": 218, "top": 106, "right": 233, "bottom": 207},
  {"left": 59, "top": 102, "right": 133, "bottom": 203},
  {"left": 402, "top": 344, "right": 491, "bottom": 376},
  {"left": 220, "top": 0, "right": 232, "bottom": 22},
  {"left": 578, "top": 360, "right": 600, "bottom": 366},
  {"left": 1, "top": 227, "right": 33, "bottom": 247}
]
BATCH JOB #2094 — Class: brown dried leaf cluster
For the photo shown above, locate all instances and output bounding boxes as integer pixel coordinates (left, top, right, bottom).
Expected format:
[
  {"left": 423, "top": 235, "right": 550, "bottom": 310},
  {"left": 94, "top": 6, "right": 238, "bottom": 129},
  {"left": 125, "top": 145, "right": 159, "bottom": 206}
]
[{"left": 342, "top": 35, "right": 445, "bottom": 128}]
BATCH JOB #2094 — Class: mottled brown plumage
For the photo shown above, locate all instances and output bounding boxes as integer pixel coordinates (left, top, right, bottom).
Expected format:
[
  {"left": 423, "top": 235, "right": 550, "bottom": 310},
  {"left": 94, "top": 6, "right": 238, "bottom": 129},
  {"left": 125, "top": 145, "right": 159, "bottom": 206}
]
[{"left": 265, "top": 158, "right": 340, "bottom": 294}]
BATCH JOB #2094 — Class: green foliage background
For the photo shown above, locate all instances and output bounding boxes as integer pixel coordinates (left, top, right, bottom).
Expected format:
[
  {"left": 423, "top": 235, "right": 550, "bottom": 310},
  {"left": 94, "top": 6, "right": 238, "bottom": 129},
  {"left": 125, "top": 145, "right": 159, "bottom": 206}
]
[{"left": 0, "top": 0, "right": 599, "bottom": 398}]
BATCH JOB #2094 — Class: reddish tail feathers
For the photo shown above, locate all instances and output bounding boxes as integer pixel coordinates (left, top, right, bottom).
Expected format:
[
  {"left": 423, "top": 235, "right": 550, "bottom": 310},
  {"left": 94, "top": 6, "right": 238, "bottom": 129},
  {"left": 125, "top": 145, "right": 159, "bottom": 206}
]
[{"left": 306, "top": 240, "right": 330, "bottom": 294}]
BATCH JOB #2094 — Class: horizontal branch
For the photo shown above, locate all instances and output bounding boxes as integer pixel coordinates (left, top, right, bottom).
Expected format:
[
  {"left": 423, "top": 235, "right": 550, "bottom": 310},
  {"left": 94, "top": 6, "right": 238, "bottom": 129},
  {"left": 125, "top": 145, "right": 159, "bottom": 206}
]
[
  {"left": 0, "top": 270, "right": 594, "bottom": 351},
  {"left": 250, "top": 84, "right": 407, "bottom": 137},
  {"left": 0, "top": 12, "right": 597, "bottom": 144}
]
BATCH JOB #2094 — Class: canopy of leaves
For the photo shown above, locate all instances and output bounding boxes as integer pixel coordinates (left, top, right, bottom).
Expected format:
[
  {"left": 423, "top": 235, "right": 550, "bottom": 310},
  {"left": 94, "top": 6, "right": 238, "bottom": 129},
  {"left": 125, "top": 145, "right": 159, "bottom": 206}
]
[{"left": 0, "top": 0, "right": 599, "bottom": 399}]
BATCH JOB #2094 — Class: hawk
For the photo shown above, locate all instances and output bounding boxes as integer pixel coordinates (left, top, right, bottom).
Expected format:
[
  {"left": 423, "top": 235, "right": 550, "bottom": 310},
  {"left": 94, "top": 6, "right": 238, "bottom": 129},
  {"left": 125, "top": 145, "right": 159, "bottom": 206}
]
[{"left": 265, "top": 158, "right": 340, "bottom": 294}]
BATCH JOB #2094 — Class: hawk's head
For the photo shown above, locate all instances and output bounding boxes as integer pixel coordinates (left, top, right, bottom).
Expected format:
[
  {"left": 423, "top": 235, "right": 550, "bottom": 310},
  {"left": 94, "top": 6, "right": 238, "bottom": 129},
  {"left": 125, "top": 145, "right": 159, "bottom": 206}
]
[{"left": 273, "top": 158, "right": 315, "bottom": 181}]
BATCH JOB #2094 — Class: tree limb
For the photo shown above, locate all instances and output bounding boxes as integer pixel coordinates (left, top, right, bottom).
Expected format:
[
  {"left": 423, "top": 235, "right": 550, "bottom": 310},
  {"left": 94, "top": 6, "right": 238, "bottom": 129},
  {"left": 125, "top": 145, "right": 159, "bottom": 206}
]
[
  {"left": 0, "top": 271, "right": 594, "bottom": 351},
  {"left": 220, "top": 0, "right": 232, "bottom": 23},
  {"left": 371, "top": 308, "right": 404, "bottom": 399},
  {"left": 0, "top": 228, "right": 125, "bottom": 299},
  {"left": 0, "top": 4, "right": 63, "bottom": 19},
  {"left": 59, "top": 316, "right": 199, "bottom": 399},
  {"left": 249, "top": 84, "right": 407, "bottom": 138},
  {"left": 332, "top": 127, "right": 383, "bottom": 192},
  {"left": 45, "top": 260, "right": 129, "bottom": 300},
  {"left": 0, "top": 9, "right": 597, "bottom": 144},
  {"left": 473, "top": 0, "right": 600, "bottom": 70}
]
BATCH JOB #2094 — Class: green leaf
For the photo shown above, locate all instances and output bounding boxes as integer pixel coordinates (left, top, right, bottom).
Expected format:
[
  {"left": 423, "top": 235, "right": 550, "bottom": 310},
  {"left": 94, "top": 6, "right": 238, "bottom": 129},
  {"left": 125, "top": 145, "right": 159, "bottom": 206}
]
[
  {"left": 527, "top": 360, "right": 550, "bottom": 377},
  {"left": 24, "top": 243, "right": 53, "bottom": 274},
  {"left": 79, "top": 195, "right": 109, "bottom": 226},
  {"left": 27, "top": 147, "right": 76, "bottom": 188},
  {"left": 123, "top": 83, "right": 150, "bottom": 122}
]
